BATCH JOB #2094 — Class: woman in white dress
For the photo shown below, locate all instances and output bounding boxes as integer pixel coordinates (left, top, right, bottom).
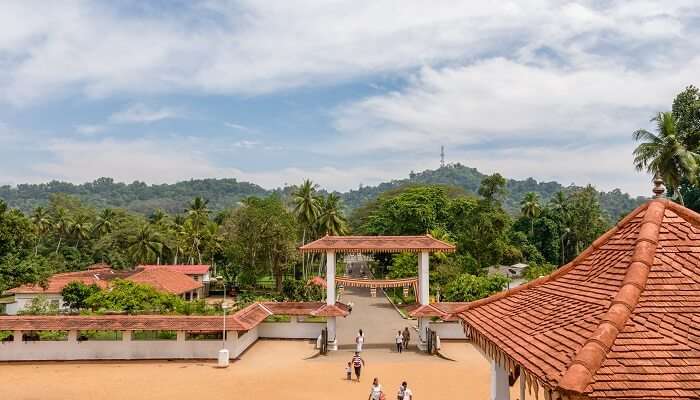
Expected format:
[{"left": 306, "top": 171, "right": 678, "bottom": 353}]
[
  {"left": 368, "top": 377, "right": 382, "bottom": 400},
  {"left": 356, "top": 329, "right": 365, "bottom": 352}
]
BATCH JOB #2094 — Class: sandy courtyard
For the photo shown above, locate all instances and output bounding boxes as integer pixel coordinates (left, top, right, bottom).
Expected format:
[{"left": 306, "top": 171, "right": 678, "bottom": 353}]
[{"left": 0, "top": 340, "right": 504, "bottom": 400}]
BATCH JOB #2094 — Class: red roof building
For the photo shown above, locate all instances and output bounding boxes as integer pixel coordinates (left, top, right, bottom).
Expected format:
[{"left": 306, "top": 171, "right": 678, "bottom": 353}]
[
  {"left": 127, "top": 268, "right": 203, "bottom": 298},
  {"left": 459, "top": 198, "right": 700, "bottom": 400},
  {"left": 140, "top": 264, "right": 210, "bottom": 276},
  {"left": 5, "top": 267, "right": 118, "bottom": 294}
]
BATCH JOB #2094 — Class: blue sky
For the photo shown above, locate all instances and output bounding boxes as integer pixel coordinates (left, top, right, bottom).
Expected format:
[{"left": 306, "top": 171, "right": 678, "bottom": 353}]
[{"left": 1, "top": 1, "right": 699, "bottom": 196}]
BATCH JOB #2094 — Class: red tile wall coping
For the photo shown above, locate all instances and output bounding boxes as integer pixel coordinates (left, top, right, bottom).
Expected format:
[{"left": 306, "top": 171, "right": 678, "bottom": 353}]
[
  {"left": 299, "top": 234, "right": 456, "bottom": 253},
  {"left": 0, "top": 302, "right": 347, "bottom": 331}
]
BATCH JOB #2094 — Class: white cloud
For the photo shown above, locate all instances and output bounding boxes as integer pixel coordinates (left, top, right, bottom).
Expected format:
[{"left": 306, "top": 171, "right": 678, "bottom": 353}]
[
  {"left": 108, "top": 103, "right": 179, "bottom": 124},
  {"left": 76, "top": 124, "right": 106, "bottom": 135},
  {"left": 0, "top": 1, "right": 697, "bottom": 103},
  {"left": 232, "top": 140, "right": 260, "bottom": 149}
]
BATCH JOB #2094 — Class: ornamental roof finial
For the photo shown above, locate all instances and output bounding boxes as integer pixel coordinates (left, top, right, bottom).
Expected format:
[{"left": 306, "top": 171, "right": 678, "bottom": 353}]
[{"left": 652, "top": 174, "right": 666, "bottom": 198}]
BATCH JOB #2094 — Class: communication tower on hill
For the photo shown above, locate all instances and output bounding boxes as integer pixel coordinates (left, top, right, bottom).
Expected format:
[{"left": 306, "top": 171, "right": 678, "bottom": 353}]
[{"left": 440, "top": 145, "right": 445, "bottom": 168}]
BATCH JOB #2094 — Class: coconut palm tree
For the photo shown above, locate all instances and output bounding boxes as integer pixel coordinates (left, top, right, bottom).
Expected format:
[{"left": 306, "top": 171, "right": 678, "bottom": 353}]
[
  {"left": 53, "top": 208, "right": 73, "bottom": 255},
  {"left": 71, "top": 215, "right": 92, "bottom": 247},
  {"left": 520, "top": 192, "right": 542, "bottom": 236},
  {"left": 148, "top": 209, "right": 167, "bottom": 225},
  {"left": 185, "top": 197, "right": 210, "bottom": 228},
  {"left": 318, "top": 193, "right": 348, "bottom": 236},
  {"left": 30, "top": 207, "right": 52, "bottom": 255},
  {"left": 127, "top": 224, "right": 163, "bottom": 264},
  {"left": 633, "top": 111, "right": 700, "bottom": 204},
  {"left": 292, "top": 180, "right": 321, "bottom": 278},
  {"left": 93, "top": 208, "right": 116, "bottom": 237}
]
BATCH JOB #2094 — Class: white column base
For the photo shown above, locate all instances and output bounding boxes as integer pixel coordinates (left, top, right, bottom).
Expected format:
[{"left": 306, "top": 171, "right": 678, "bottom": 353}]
[
  {"left": 491, "top": 358, "right": 511, "bottom": 400},
  {"left": 327, "top": 339, "right": 338, "bottom": 351}
]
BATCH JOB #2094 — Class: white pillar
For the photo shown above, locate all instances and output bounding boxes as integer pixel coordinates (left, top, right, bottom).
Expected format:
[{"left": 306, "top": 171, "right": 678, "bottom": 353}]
[
  {"left": 418, "top": 251, "right": 429, "bottom": 305},
  {"left": 491, "top": 359, "right": 510, "bottom": 400},
  {"left": 519, "top": 371, "right": 526, "bottom": 400},
  {"left": 417, "top": 251, "right": 430, "bottom": 349},
  {"left": 67, "top": 330, "right": 78, "bottom": 342},
  {"left": 326, "top": 250, "right": 338, "bottom": 351},
  {"left": 326, "top": 251, "right": 336, "bottom": 305}
]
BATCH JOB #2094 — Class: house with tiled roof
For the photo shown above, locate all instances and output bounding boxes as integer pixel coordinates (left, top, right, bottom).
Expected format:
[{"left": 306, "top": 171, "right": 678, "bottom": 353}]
[
  {"left": 139, "top": 264, "right": 211, "bottom": 296},
  {"left": 2, "top": 266, "right": 123, "bottom": 315},
  {"left": 127, "top": 268, "right": 203, "bottom": 300},
  {"left": 459, "top": 192, "right": 700, "bottom": 399}
]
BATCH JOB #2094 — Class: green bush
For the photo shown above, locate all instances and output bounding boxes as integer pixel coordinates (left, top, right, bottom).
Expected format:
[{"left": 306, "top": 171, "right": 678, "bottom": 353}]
[
  {"left": 523, "top": 263, "right": 556, "bottom": 282},
  {"left": 443, "top": 273, "right": 510, "bottom": 302}
]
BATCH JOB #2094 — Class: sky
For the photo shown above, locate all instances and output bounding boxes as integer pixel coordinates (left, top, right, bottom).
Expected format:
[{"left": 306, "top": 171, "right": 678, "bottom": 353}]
[{"left": 1, "top": 1, "right": 699, "bottom": 196}]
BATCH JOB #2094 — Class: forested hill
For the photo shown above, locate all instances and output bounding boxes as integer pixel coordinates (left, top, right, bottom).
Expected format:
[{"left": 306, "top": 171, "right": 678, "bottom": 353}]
[
  {"left": 0, "top": 164, "right": 646, "bottom": 219},
  {"left": 341, "top": 164, "right": 647, "bottom": 219}
]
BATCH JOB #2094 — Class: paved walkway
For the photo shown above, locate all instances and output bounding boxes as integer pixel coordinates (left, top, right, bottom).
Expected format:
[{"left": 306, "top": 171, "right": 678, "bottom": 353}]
[{"left": 336, "top": 262, "right": 417, "bottom": 351}]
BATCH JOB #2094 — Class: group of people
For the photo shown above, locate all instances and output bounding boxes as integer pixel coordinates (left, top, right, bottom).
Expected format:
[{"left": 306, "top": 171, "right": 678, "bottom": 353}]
[
  {"left": 346, "top": 356, "right": 413, "bottom": 400},
  {"left": 344, "top": 329, "right": 414, "bottom": 399},
  {"left": 395, "top": 327, "right": 410, "bottom": 353}
]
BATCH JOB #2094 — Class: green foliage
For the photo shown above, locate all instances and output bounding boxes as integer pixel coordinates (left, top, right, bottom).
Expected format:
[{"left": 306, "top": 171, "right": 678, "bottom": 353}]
[
  {"left": 222, "top": 195, "right": 298, "bottom": 291},
  {"left": 359, "top": 185, "right": 453, "bottom": 235},
  {"left": 84, "top": 279, "right": 186, "bottom": 314},
  {"left": 388, "top": 253, "right": 417, "bottom": 279},
  {"left": 61, "top": 281, "right": 101, "bottom": 310},
  {"left": 523, "top": 263, "right": 556, "bottom": 282},
  {"left": 0, "top": 255, "right": 54, "bottom": 293},
  {"left": 442, "top": 273, "right": 510, "bottom": 302},
  {"left": 280, "top": 279, "right": 323, "bottom": 301}
]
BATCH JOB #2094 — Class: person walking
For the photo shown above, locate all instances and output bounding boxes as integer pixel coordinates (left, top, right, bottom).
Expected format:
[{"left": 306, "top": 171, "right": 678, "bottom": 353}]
[
  {"left": 368, "top": 377, "right": 383, "bottom": 400},
  {"left": 402, "top": 327, "right": 410, "bottom": 351},
  {"left": 352, "top": 352, "right": 365, "bottom": 382},
  {"left": 397, "top": 381, "right": 413, "bottom": 400},
  {"left": 356, "top": 329, "right": 365, "bottom": 352},
  {"left": 395, "top": 330, "right": 403, "bottom": 353}
]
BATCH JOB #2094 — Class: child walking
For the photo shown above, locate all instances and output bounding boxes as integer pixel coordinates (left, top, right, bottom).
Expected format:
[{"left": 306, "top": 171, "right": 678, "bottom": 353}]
[{"left": 345, "top": 362, "right": 352, "bottom": 380}]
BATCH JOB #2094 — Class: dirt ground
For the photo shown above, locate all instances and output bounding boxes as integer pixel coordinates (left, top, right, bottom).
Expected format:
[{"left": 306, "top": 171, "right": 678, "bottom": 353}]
[{"left": 0, "top": 340, "right": 514, "bottom": 400}]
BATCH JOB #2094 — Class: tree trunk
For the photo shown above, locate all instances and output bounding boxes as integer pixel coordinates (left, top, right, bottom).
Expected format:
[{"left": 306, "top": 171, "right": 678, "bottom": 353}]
[{"left": 55, "top": 236, "right": 62, "bottom": 255}]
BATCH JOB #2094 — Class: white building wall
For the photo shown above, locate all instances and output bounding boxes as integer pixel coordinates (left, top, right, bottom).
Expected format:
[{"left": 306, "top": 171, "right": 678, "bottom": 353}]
[
  {"left": 0, "top": 326, "right": 261, "bottom": 361},
  {"left": 428, "top": 321, "right": 467, "bottom": 340},
  {"left": 5, "top": 294, "right": 65, "bottom": 316},
  {"left": 258, "top": 318, "right": 325, "bottom": 339}
]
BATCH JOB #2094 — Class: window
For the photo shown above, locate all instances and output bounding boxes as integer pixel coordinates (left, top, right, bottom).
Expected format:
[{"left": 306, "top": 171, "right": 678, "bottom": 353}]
[
  {"left": 22, "top": 330, "right": 68, "bottom": 341},
  {"left": 77, "top": 330, "right": 123, "bottom": 341},
  {"left": 0, "top": 330, "right": 13, "bottom": 343},
  {"left": 185, "top": 331, "right": 223, "bottom": 341},
  {"left": 131, "top": 330, "right": 177, "bottom": 340}
]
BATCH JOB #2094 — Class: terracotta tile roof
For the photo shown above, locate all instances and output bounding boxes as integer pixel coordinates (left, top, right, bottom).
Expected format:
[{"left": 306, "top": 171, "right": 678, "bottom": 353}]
[
  {"left": 5, "top": 268, "right": 116, "bottom": 294},
  {"left": 0, "top": 302, "right": 345, "bottom": 332},
  {"left": 299, "top": 235, "right": 456, "bottom": 253},
  {"left": 140, "top": 264, "right": 210, "bottom": 275},
  {"left": 261, "top": 302, "right": 349, "bottom": 317},
  {"left": 407, "top": 302, "right": 469, "bottom": 321},
  {"left": 126, "top": 268, "right": 202, "bottom": 295},
  {"left": 458, "top": 199, "right": 700, "bottom": 400}
]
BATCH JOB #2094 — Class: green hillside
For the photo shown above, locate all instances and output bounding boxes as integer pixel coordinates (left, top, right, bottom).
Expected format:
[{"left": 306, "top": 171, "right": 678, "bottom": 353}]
[{"left": 0, "top": 164, "right": 646, "bottom": 219}]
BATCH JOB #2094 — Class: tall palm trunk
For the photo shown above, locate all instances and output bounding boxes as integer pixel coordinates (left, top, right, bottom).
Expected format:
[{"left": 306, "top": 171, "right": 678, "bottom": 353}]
[{"left": 55, "top": 236, "right": 62, "bottom": 255}]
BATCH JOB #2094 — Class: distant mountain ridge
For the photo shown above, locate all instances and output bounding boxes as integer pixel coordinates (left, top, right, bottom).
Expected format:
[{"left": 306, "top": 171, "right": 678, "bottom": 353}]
[{"left": 0, "top": 164, "right": 647, "bottom": 219}]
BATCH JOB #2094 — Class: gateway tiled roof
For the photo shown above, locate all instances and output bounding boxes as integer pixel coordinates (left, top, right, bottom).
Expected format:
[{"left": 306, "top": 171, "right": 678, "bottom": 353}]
[
  {"left": 5, "top": 268, "right": 117, "bottom": 294},
  {"left": 299, "top": 235, "right": 455, "bottom": 253},
  {"left": 0, "top": 302, "right": 347, "bottom": 331},
  {"left": 407, "top": 302, "right": 469, "bottom": 321},
  {"left": 140, "top": 264, "right": 210, "bottom": 275},
  {"left": 458, "top": 199, "right": 700, "bottom": 400},
  {"left": 126, "top": 268, "right": 202, "bottom": 295}
]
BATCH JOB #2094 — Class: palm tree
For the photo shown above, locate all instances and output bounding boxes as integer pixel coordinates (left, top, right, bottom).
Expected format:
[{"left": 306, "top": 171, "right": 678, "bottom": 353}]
[
  {"left": 185, "top": 197, "right": 210, "bottom": 228},
  {"left": 71, "top": 215, "right": 92, "bottom": 247},
  {"left": 127, "top": 224, "right": 163, "bottom": 264},
  {"left": 520, "top": 192, "right": 541, "bottom": 236},
  {"left": 318, "top": 193, "right": 349, "bottom": 236},
  {"left": 30, "top": 207, "right": 52, "bottom": 255},
  {"left": 93, "top": 208, "right": 116, "bottom": 237},
  {"left": 633, "top": 111, "right": 700, "bottom": 204},
  {"left": 292, "top": 180, "right": 321, "bottom": 278},
  {"left": 149, "top": 209, "right": 167, "bottom": 225},
  {"left": 53, "top": 208, "right": 73, "bottom": 255}
]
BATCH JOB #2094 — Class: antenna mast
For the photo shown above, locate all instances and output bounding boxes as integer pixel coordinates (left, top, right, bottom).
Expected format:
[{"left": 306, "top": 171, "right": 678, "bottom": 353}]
[{"left": 440, "top": 145, "right": 445, "bottom": 168}]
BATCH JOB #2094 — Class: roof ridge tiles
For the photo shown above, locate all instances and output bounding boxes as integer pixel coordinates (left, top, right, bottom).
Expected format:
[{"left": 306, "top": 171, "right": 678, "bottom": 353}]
[{"left": 558, "top": 199, "right": 666, "bottom": 394}]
